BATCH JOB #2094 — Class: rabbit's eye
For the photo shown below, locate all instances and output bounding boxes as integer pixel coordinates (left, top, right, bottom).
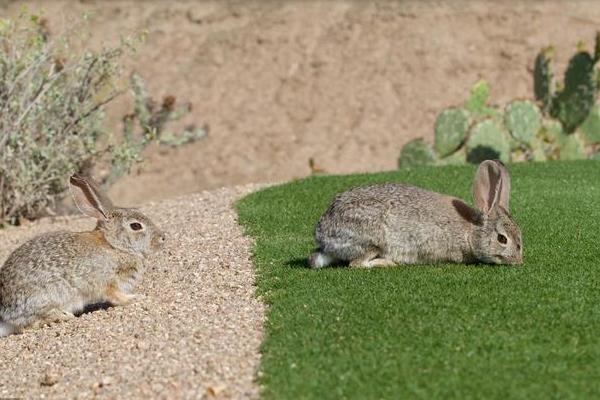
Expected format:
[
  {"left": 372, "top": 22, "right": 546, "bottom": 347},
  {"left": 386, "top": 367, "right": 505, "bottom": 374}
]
[
  {"left": 130, "top": 222, "right": 143, "bottom": 231},
  {"left": 497, "top": 233, "right": 508, "bottom": 244}
]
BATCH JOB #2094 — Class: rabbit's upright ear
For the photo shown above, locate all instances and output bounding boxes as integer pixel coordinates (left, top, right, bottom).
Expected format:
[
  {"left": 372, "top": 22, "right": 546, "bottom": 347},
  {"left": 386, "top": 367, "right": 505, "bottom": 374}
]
[
  {"left": 69, "top": 174, "right": 113, "bottom": 220},
  {"left": 472, "top": 160, "right": 511, "bottom": 214}
]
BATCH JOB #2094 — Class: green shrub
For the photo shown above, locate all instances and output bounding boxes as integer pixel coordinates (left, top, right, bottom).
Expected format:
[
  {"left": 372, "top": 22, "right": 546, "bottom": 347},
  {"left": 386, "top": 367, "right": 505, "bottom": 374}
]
[{"left": 0, "top": 13, "right": 205, "bottom": 225}]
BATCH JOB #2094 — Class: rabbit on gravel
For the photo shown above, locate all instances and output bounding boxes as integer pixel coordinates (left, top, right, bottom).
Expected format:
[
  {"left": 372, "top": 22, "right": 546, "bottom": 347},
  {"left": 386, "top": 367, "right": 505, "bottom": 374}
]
[
  {"left": 0, "top": 174, "right": 166, "bottom": 336},
  {"left": 309, "top": 160, "right": 522, "bottom": 268}
]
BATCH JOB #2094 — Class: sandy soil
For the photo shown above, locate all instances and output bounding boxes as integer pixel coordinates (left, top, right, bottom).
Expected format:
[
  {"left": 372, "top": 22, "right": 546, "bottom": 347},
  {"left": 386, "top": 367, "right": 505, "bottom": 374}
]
[
  {"left": 0, "top": 185, "right": 265, "bottom": 399},
  {"left": 4, "top": 1, "right": 600, "bottom": 206}
]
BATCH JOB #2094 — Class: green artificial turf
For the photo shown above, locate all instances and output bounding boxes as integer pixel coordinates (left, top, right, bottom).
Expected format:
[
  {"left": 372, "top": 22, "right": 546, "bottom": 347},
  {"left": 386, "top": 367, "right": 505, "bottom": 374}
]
[{"left": 236, "top": 161, "right": 600, "bottom": 400}]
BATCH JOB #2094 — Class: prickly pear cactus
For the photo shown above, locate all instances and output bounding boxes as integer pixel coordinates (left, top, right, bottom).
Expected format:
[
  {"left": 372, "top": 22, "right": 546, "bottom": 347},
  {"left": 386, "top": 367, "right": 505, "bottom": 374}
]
[
  {"left": 434, "top": 108, "right": 470, "bottom": 157},
  {"left": 466, "top": 119, "right": 511, "bottom": 163},
  {"left": 398, "top": 139, "right": 437, "bottom": 169},
  {"left": 580, "top": 105, "right": 600, "bottom": 144},
  {"left": 464, "top": 80, "right": 502, "bottom": 118},
  {"left": 530, "top": 138, "right": 548, "bottom": 162},
  {"left": 534, "top": 46, "right": 555, "bottom": 112},
  {"left": 508, "top": 134, "right": 522, "bottom": 151},
  {"left": 550, "top": 51, "right": 597, "bottom": 133},
  {"left": 541, "top": 119, "right": 567, "bottom": 143},
  {"left": 537, "top": 119, "right": 565, "bottom": 160},
  {"left": 510, "top": 148, "right": 528, "bottom": 163},
  {"left": 465, "top": 80, "right": 489, "bottom": 114},
  {"left": 595, "top": 31, "right": 600, "bottom": 62},
  {"left": 440, "top": 148, "right": 466, "bottom": 165},
  {"left": 558, "top": 133, "right": 587, "bottom": 160},
  {"left": 504, "top": 100, "right": 542, "bottom": 146}
]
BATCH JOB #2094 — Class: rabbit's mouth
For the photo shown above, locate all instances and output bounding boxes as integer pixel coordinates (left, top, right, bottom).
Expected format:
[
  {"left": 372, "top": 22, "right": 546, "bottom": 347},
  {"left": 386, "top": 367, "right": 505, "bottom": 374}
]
[
  {"left": 497, "top": 254, "right": 523, "bottom": 266},
  {"left": 481, "top": 253, "right": 522, "bottom": 266},
  {"left": 150, "top": 232, "right": 167, "bottom": 251},
  {"left": 510, "top": 256, "right": 524, "bottom": 266}
]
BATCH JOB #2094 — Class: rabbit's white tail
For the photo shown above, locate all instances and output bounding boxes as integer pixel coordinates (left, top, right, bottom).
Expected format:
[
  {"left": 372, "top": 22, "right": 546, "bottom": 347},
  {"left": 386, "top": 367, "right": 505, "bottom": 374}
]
[
  {"left": 309, "top": 251, "right": 335, "bottom": 268},
  {"left": 0, "top": 321, "right": 15, "bottom": 337}
]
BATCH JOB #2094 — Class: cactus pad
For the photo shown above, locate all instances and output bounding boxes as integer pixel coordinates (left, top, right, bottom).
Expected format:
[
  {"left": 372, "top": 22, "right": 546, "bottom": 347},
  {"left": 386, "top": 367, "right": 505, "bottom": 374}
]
[
  {"left": 580, "top": 105, "right": 600, "bottom": 144},
  {"left": 504, "top": 100, "right": 542, "bottom": 145},
  {"left": 510, "top": 148, "right": 528, "bottom": 163},
  {"left": 594, "top": 31, "right": 600, "bottom": 62},
  {"left": 440, "top": 148, "right": 466, "bottom": 165},
  {"left": 530, "top": 138, "right": 548, "bottom": 162},
  {"left": 534, "top": 46, "right": 555, "bottom": 112},
  {"left": 541, "top": 119, "right": 567, "bottom": 143},
  {"left": 465, "top": 80, "right": 490, "bottom": 115},
  {"left": 398, "top": 139, "right": 437, "bottom": 169},
  {"left": 550, "top": 51, "right": 597, "bottom": 133},
  {"left": 434, "top": 108, "right": 470, "bottom": 157},
  {"left": 558, "top": 133, "right": 586, "bottom": 160},
  {"left": 539, "top": 119, "right": 568, "bottom": 160},
  {"left": 508, "top": 135, "right": 522, "bottom": 151},
  {"left": 466, "top": 119, "right": 511, "bottom": 163}
]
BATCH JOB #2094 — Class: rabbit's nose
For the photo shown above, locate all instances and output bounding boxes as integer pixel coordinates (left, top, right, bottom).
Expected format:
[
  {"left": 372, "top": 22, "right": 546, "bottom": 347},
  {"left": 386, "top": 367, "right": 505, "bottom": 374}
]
[{"left": 153, "top": 232, "right": 167, "bottom": 248}]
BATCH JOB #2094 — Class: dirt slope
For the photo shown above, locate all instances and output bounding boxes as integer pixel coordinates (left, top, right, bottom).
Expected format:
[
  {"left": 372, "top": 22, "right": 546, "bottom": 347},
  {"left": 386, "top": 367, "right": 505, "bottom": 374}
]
[{"left": 3, "top": 1, "right": 600, "bottom": 205}]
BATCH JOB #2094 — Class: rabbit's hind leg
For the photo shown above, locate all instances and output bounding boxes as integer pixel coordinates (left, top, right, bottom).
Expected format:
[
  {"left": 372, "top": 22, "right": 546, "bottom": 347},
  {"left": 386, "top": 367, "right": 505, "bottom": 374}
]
[
  {"left": 349, "top": 246, "right": 396, "bottom": 267},
  {"left": 365, "top": 258, "right": 396, "bottom": 267},
  {"left": 43, "top": 308, "right": 75, "bottom": 323},
  {"left": 27, "top": 309, "right": 75, "bottom": 331},
  {"left": 0, "top": 322, "right": 20, "bottom": 336},
  {"left": 349, "top": 250, "right": 380, "bottom": 268}
]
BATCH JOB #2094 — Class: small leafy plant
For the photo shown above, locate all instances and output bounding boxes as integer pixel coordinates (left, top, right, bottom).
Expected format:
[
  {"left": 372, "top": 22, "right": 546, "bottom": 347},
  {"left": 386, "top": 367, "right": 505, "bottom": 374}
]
[{"left": 0, "top": 13, "right": 205, "bottom": 225}]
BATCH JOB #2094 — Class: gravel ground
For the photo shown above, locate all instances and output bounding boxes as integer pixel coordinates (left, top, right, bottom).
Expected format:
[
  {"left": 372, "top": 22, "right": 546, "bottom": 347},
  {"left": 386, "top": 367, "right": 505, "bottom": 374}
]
[{"left": 0, "top": 185, "right": 265, "bottom": 399}]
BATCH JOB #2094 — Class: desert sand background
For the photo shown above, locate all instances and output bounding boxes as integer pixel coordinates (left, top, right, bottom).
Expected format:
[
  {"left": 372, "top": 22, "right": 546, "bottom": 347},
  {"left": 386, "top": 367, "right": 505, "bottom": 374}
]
[{"left": 3, "top": 0, "right": 600, "bottom": 206}]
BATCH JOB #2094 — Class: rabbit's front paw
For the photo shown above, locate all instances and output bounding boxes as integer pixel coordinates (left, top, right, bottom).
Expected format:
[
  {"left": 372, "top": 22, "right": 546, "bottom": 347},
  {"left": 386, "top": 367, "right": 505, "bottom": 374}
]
[{"left": 106, "top": 285, "right": 138, "bottom": 306}]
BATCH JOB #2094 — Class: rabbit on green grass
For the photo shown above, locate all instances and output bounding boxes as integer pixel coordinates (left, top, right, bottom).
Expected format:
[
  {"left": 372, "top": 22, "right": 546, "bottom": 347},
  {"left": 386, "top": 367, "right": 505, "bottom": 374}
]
[{"left": 310, "top": 160, "right": 523, "bottom": 268}]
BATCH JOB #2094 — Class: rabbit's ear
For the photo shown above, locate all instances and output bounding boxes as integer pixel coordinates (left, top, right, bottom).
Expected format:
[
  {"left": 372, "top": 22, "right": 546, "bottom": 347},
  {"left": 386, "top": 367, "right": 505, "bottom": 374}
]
[
  {"left": 69, "top": 174, "right": 113, "bottom": 220},
  {"left": 495, "top": 161, "right": 511, "bottom": 211},
  {"left": 472, "top": 160, "right": 511, "bottom": 214}
]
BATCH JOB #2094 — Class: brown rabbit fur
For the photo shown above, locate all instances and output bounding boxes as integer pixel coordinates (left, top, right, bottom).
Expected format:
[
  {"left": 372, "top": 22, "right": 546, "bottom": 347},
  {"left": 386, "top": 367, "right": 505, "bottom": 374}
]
[{"left": 0, "top": 174, "right": 166, "bottom": 336}]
